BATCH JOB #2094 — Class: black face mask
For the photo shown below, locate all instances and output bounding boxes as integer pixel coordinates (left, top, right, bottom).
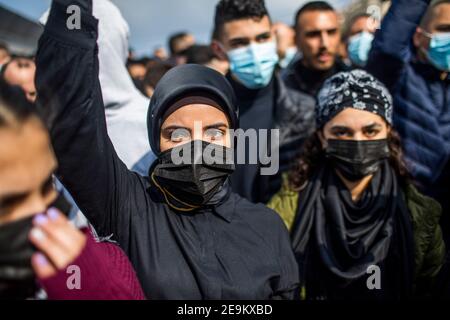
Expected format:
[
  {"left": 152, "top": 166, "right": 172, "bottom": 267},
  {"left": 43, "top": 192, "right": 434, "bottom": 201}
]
[
  {"left": 151, "top": 140, "right": 235, "bottom": 211},
  {"left": 0, "top": 192, "right": 72, "bottom": 299},
  {"left": 325, "top": 139, "right": 390, "bottom": 182}
]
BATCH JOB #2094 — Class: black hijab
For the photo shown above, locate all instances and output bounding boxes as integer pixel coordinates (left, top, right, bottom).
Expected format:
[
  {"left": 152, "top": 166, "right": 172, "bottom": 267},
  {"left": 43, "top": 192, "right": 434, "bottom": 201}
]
[
  {"left": 291, "top": 159, "right": 415, "bottom": 299},
  {"left": 147, "top": 64, "right": 239, "bottom": 156}
]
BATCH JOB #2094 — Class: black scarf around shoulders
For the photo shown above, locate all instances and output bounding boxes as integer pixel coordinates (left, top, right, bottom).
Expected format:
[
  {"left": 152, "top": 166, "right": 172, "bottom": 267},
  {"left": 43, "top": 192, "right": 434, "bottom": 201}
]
[{"left": 291, "top": 160, "right": 415, "bottom": 299}]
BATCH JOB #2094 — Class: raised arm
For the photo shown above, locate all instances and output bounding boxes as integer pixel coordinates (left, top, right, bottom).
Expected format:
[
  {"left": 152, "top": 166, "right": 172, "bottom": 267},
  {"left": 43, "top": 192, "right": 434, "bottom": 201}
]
[
  {"left": 366, "top": 0, "right": 430, "bottom": 91},
  {"left": 35, "top": 0, "right": 139, "bottom": 241}
]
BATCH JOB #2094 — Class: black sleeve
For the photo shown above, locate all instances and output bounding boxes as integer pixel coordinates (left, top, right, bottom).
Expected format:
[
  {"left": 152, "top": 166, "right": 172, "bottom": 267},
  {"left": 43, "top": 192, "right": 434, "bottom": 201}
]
[{"left": 35, "top": 0, "right": 142, "bottom": 243}]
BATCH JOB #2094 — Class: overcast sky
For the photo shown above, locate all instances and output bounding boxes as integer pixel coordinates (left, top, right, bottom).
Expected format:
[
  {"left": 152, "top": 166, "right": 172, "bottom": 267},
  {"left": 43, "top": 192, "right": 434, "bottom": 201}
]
[{"left": 0, "top": 0, "right": 352, "bottom": 56}]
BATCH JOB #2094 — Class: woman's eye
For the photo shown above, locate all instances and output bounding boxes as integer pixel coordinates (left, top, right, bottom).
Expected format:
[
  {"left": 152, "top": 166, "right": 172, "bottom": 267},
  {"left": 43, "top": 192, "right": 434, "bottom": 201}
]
[
  {"left": 334, "top": 131, "right": 350, "bottom": 138},
  {"left": 205, "top": 128, "right": 225, "bottom": 140},
  {"left": 170, "top": 128, "right": 191, "bottom": 142},
  {"left": 365, "top": 129, "right": 379, "bottom": 137}
]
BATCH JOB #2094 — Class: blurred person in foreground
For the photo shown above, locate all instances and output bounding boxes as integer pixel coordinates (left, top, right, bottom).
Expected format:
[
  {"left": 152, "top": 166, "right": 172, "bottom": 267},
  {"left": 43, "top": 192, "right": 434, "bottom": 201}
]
[{"left": 0, "top": 79, "right": 145, "bottom": 300}]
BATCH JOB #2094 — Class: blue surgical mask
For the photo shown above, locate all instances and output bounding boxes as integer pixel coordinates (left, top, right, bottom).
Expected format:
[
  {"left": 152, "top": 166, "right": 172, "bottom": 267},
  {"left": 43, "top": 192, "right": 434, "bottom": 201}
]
[
  {"left": 279, "top": 47, "right": 298, "bottom": 69},
  {"left": 227, "top": 41, "right": 279, "bottom": 89},
  {"left": 347, "top": 31, "right": 374, "bottom": 67},
  {"left": 424, "top": 32, "right": 450, "bottom": 72}
]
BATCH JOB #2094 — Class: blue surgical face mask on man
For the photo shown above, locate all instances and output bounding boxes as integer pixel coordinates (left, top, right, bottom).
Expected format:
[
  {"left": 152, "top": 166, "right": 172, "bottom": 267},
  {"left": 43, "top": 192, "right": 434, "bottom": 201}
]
[
  {"left": 422, "top": 31, "right": 450, "bottom": 72},
  {"left": 227, "top": 41, "right": 279, "bottom": 89},
  {"left": 347, "top": 31, "right": 374, "bottom": 67}
]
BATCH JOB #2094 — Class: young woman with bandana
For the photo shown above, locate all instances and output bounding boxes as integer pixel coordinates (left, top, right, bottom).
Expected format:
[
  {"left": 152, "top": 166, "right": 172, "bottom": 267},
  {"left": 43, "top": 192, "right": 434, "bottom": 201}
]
[
  {"left": 0, "top": 80, "right": 145, "bottom": 300},
  {"left": 35, "top": 0, "right": 299, "bottom": 299},
  {"left": 268, "top": 70, "right": 446, "bottom": 299}
]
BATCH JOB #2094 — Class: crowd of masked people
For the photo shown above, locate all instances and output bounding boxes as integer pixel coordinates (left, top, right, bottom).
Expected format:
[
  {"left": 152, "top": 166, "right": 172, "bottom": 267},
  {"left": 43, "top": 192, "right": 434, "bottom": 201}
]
[{"left": 0, "top": 0, "right": 449, "bottom": 300}]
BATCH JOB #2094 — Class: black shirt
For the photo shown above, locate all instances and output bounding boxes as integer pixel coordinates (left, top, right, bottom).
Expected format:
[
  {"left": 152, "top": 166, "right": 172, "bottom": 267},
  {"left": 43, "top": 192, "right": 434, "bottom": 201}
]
[
  {"left": 227, "top": 73, "right": 277, "bottom": 204},
  {"left": 36, "top": 0, "right": 299, "bottom": 300}
]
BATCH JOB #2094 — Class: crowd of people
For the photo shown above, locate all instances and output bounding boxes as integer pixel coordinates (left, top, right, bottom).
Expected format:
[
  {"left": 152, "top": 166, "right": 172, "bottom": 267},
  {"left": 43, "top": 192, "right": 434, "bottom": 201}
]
[{"left": 0, "top": 0, "right": 449, "bottom": 300}]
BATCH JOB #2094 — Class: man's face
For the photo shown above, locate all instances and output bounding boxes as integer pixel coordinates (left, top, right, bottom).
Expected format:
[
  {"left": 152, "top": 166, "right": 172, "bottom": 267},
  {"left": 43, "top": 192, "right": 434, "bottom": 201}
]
[
  {"left": 173, "top": 35, "right": 196, "bottom": 55},
  {"left": 414, "top": 3, "right": 450, "bottom": 52},
  {"left": 295, "top": 10, "right": 341, "bottom": 71},
  {"left": 3, "top": 58, "right": 36, "bottom": 103},
  {"left": 273, "top": 22, "right": 296, "bottom": 59},
  {"left": 349, "top": 16, "right": 378, "bottom": 37},
  {"left": 214, "top": 15, "right": 274, "bottom": 54},
  {"left": 128, "top": 63, "right": 147, "bottom": 81},
  {"left": 0, "top": 118, "right": 57, "bottom": 225}
]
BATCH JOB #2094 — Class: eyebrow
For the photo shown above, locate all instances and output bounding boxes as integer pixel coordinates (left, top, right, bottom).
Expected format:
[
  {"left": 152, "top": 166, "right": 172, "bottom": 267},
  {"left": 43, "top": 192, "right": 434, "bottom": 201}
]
[
  {"left": 0, "top": 172, "right": 54, "bottom": 207},
  {"left": 161, "top": 125, "right": 191, "bottom": 132},
  {"left": 204, "top": 122, "right": 228, "bottom": 130},
  {"left": 305, "top": 28, "right": 338, "bottom": 35},
  {"left": 330, "top": 125, "right": 353, "bottom": 131},
  {"left": 435, "top": 24, "right": 450, "bottom": 31},
  {"left": 229, "top": 31, "right": 271, "bottom": 44},
  {"left": 362, "top": 123, "right": 382, "bottom": 130}
]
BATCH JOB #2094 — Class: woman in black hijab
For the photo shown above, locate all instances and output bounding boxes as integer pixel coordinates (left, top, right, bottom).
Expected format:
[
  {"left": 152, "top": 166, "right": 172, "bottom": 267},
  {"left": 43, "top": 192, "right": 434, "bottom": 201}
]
[
  {"left": 269, "top": 70, "right": 445, "bottom": 299},
  {"left": 35, "top": 0, "right": 298, "bottom": 299}
]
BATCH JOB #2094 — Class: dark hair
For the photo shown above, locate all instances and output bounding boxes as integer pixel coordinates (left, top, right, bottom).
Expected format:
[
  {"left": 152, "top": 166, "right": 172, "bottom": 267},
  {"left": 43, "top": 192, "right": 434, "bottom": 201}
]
[
  {"left": 126, "top": 57, "right": 153, "bottom": 68},
  {"left": 343, "top": 13, "right": 372, "bottom": 41},
  {"left": 0, "top": 77, "right": 38, "bottom": 128},
  {"left": 143, "top": 62, "right": 173, "bottom": 89},
  {"left": 288, "top": 129, "right": 411, "bottom": 191},
  {"left": 0, "top": 42, "right": 9, "bottom": 53},
  {"left": 185, "top": 45, "right": 216, "bottom": 65},
  {"left": 168, "top": 32, "right": 192, "bottom": 55},
  {"left": 294, "top": 1, "right": 335, "bottom": 30},
  {"left": 213, "top": 0, "right": 270, "bottom": 40}
]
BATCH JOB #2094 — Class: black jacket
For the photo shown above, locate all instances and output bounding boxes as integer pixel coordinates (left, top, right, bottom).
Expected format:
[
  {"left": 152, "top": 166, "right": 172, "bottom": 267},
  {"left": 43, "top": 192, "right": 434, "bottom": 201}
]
[
  {"left": 36, "top": 0, "right": 299, "bottom": 300},
  {"left": 228, "top": 72, "right": 315, "bottom": 204},
  {"left": 282, "top": 57, "right": 352, "bottom": 99}
]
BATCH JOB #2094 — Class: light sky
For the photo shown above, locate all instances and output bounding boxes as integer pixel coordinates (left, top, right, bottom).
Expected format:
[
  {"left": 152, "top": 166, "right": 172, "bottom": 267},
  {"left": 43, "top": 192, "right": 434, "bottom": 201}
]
[{"left": 0, "top": 0, "right": 352, "bottom": 56}]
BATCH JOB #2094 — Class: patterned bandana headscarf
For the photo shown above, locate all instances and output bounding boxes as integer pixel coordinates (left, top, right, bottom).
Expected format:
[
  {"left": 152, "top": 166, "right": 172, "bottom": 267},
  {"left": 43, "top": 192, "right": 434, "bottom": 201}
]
[{"left": 316, "top": 69, "right": 393, "bottom": 128}]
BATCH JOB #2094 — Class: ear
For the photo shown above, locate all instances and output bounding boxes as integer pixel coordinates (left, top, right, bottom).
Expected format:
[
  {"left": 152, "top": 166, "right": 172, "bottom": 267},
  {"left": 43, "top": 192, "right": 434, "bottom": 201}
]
[
  {"left": 413, "top": 27, "right": 424, "bottom": 49},
  {"left": 211, "top": 41, "right": 228, "bottom": 61}
]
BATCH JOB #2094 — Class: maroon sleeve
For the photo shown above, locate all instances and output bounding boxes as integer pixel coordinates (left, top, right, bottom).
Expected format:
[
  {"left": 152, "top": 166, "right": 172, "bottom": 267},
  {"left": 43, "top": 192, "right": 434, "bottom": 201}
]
[{"left": 38, "top": 229, "right": 146, "bottom": 300}]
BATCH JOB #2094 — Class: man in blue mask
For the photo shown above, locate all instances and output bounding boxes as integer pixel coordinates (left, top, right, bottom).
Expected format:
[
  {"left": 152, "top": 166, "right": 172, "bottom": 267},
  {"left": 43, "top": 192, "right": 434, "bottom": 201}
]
[
  {"left": 367, "top": 0, "right": 450, "bottom": 246},
  {"left": 211, "top": 0, "right": 315, "bottom": 203},
  {"left": 345, "top": 13, "right": 378, "bottom": 67}
]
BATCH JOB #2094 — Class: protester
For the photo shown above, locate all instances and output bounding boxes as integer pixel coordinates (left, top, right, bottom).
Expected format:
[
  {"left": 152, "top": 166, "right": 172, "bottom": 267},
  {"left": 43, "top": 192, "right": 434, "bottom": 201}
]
[
  {"left": 0, "top": 79, "right": 145, "bottom": 300},
  {"left": 283, "top": 1, "right": 351, "bottom": 98},
  {"left": 211, "top": 0, "right": 315, "bottom": 203},
  {"left": 344, "top": 13, "right": 379, "bottom": 67},
  {"left": 153, "top": 46, "right": 169, "bottom": 61},
  {"left": 0, "top": 56, "right": 36, "bottom": 103},
  {"left": 35, "top": 0, "right": 299, "bottom": 300},
  {"left": 273, "top": 22, "right": 299, "bottom": 69},
  {"left": 167, "top": 31, "right": 196, "bottom": 65},
  {"left": 268, "top": 70, "right": 445, "bottom": 300},
  {"left": 142, "top": 61, "right": 172, "bottom": 98},
  {"left": 366, "top": 0, "right": 450, "bottom": 245}
]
